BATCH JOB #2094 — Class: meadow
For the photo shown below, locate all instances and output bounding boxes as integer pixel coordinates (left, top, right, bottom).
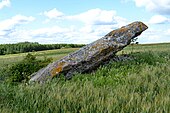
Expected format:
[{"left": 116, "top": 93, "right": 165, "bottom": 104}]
[{"left": 0, "top": 43, "right": 170, "bottom": 113}]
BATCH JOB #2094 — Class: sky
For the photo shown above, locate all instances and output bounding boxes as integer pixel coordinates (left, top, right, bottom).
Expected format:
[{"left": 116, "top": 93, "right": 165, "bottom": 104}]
[{"left": 0, "top": 0, "right": 170, "bottom": 44}]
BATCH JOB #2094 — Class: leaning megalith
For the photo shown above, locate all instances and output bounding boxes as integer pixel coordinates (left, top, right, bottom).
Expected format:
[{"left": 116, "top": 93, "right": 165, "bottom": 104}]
[{"left": 29, "top": 21, "right": 148, "bottom": 83}]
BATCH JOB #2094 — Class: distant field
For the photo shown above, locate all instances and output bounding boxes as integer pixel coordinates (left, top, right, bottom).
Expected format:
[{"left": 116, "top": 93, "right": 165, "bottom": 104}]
[
  {"left": 123, "top": 43, "right": 170, "bottom": 53},
  {"left": 0, "top": 48, "right": 79, "bottom": 73},
  {"left": 0, "top": 43, "right": 170, "bottom": 112}
]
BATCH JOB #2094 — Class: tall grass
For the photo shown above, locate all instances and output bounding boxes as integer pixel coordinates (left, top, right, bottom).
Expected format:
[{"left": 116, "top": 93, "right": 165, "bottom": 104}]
[{"left": 0, "top": 43, "right": 170, "bottom": 113}]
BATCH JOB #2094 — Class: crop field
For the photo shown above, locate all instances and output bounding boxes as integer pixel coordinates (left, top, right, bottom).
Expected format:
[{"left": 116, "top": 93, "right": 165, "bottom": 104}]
[{"left": 0, "top": 43, "right": 170, "bottom": 113}]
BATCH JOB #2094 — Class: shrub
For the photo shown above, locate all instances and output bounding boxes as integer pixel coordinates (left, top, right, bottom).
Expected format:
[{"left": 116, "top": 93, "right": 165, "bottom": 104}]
[{"left": 5, "top": 53, "right": 52, "bottom": 83}]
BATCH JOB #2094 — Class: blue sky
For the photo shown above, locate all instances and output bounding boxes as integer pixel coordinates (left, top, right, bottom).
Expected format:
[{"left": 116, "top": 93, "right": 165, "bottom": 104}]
[{"left": 0, "top": 0, "right": 170, "bottom": 44}]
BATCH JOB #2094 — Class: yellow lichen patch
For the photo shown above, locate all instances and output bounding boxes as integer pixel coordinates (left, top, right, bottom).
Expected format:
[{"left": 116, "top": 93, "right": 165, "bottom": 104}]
[
  {"left": 50, "top": 62, "right": 66, "bottom": 77},
  {"left": 91, "top": 43, "right": 102, "bottom": 49},
  {"left": 139, "top": 22, "right": 144, "bottom": 31},
  {"left": 106, "top": 30, "right": 116, "bottom": 36},
  {"left": 118, "top": 27, "right": 128, "bottom": 34},
  {"left": 106, "top": 27, "right": 128, "bottom": 37},
  {"left": 99, "top": 47, "right": 104, "bottom": 53},
  {"left": 58, "top": 62, "right": 66, "bottom": 66}
]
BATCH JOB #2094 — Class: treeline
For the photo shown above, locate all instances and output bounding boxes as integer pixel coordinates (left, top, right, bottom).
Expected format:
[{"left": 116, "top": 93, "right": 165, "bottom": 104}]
[{"left": 0, "top": 42, "right": 85, "bottom": 55}]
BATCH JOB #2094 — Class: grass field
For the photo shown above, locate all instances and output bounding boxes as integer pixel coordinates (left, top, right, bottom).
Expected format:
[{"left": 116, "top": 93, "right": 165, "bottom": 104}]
[{"left": 0, "top": 43, "right": 170, "bottom": 113}]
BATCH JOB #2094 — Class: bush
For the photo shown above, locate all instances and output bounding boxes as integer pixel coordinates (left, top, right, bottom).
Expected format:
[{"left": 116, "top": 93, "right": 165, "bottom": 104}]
[{"left": 5, "top": 53, "right": 52, "bottom": 83}]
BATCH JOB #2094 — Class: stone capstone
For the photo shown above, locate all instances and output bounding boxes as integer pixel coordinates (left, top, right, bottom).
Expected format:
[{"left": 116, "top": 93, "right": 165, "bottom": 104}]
[{"left": 29, "top": 21, "right": 148, "bottom": 83}]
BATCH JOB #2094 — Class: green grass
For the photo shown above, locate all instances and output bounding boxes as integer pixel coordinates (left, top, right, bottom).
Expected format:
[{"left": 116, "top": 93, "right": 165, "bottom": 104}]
[{"left": 0, "top": 43, "right": 170, "bottom": 113}]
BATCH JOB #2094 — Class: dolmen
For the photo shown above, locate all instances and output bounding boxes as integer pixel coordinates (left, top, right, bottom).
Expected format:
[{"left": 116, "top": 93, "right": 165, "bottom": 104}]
[{"left": 29, "top": 21, "right": 148, "bottom": 83}]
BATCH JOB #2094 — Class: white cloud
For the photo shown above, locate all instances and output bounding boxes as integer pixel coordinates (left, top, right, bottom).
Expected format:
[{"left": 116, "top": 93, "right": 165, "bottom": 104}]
[
  {"left": 0, "top": 0, "right": 10, "bottom": 9},
  {"left": 138, "top": 27, "right": 170, "bottom": 43},
  {"left": 0, "top": 15, "right": 35, "bottom": 36},
  {"left": 41, "top": 8, "right": 128, "bottom": 26},
  {"left": 42, "top": 8, "right": 64, "bottom": 19},
  {"left": 149, "top": 15, "right": 170, "bottom": 24},
  {"left": 67, "top": 8, "right": 116, "bottom": 25},
  {"left": 133, "top": 0, "right": 170, "bottom": 14},
  {"left": 67, "top": 8, "right": 127, "bottom": 26},
  {"left": 79, "top": 25, "right": 94, "bottom": 34}
]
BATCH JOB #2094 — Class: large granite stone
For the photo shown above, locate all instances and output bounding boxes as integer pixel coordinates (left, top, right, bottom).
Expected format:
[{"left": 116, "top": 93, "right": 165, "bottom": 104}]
[{"left": 29, "top": 21, "right": 148, "bottom": 83}]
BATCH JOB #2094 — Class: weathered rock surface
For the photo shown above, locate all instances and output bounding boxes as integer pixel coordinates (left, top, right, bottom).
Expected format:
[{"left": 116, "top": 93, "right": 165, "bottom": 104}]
[{"left": 29, "top": 21, "right": 148, "bottom": 83}]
